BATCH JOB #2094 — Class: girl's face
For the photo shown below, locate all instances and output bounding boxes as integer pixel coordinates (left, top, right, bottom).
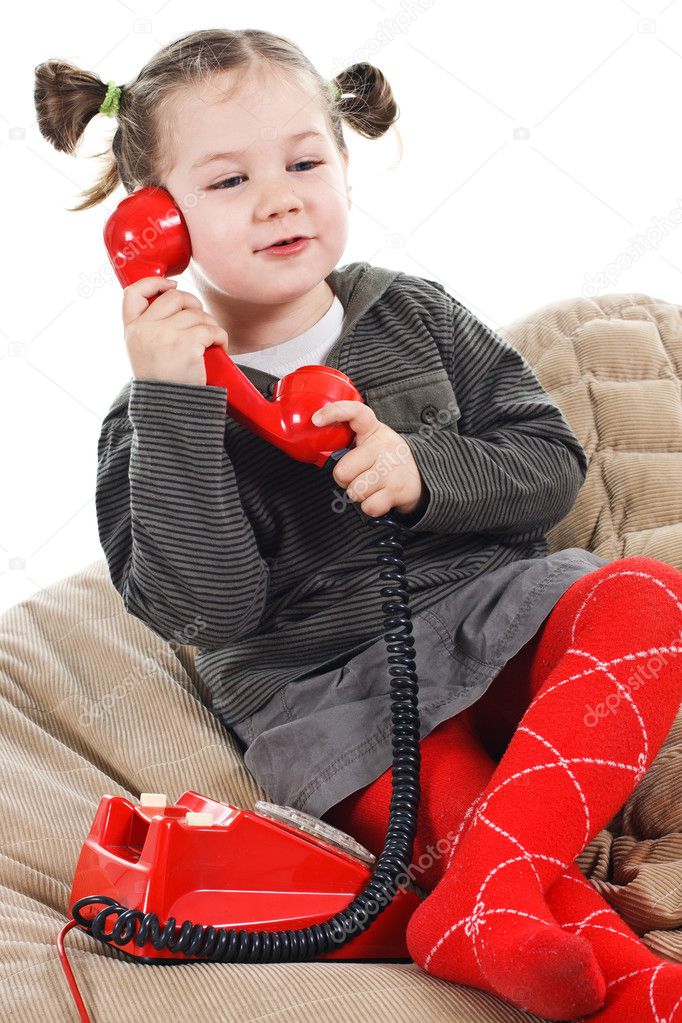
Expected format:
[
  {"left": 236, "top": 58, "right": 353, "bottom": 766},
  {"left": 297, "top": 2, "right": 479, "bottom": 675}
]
[{"left": 162, "top": 66, "right": 351, "bottom": 307}]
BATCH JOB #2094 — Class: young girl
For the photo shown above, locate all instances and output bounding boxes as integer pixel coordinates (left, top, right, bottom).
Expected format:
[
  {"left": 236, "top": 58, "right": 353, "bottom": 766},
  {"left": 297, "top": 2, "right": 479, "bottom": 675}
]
[{"left": 34, "top": 27, "right": 682, "bottom": 1022}]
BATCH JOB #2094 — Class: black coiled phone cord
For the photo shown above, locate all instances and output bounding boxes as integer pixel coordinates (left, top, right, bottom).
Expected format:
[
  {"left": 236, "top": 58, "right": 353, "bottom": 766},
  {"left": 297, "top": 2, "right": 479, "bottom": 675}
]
[{"left": 70, "top": 457, "right": 422, "bottom": 963}]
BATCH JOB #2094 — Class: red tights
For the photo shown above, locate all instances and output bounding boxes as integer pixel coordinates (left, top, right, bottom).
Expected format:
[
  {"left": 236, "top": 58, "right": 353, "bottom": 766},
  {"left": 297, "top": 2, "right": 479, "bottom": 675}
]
[{"left": 323, "top": 556, "right": 682, "bottom": 1021}]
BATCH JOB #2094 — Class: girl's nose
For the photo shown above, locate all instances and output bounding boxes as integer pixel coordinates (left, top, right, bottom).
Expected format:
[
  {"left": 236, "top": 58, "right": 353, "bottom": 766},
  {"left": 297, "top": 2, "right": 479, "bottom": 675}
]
[{"left": 256, "top": 186, "right": 304, "bottom": 220}]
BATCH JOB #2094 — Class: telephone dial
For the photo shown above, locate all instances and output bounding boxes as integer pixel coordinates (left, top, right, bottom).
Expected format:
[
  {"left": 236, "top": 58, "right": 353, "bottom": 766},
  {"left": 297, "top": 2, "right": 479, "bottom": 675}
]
[{"left": 58, "top": 186, "right": 424, "bottom": 1023}]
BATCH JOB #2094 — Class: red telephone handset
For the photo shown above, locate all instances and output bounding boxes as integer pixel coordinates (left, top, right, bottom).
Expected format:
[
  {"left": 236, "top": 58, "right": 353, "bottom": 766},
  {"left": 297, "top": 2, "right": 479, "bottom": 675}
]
[{"left": 104, "top": 185, "right": 362, "bottom": 467}]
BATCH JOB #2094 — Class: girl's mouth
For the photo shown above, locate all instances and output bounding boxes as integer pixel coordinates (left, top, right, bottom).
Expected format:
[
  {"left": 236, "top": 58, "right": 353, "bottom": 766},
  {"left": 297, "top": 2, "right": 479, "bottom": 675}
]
[{"left": 259, "top": 237, "right": 311, "bottom": 257}]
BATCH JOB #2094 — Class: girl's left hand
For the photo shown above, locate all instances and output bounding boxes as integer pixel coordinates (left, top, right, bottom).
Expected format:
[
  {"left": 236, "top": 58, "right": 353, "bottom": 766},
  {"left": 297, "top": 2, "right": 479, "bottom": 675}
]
[{"left": 311, "top": 400, "right": 426, "bottom": 518}]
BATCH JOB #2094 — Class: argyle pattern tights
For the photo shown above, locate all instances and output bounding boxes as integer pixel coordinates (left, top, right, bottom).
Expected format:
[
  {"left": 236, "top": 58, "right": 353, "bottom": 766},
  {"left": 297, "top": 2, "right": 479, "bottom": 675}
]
[{"left": 323, "top": 557, "right": 682, "bottom": 1021}]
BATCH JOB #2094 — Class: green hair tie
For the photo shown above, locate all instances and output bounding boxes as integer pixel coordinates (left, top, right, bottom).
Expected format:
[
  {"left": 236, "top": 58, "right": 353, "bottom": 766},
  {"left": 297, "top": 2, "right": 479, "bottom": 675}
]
[
  {"left": 330, "top": 81, "right": 341, "bottom": 103},
  {"left": 99, "top": 80, "right": 122, "bottom": 117}
]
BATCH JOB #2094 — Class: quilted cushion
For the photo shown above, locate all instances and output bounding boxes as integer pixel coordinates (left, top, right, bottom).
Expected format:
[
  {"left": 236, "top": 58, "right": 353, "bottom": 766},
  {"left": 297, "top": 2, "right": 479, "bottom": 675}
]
[{"left": 499, "top": 292, "right": 682, "bottom": 568}]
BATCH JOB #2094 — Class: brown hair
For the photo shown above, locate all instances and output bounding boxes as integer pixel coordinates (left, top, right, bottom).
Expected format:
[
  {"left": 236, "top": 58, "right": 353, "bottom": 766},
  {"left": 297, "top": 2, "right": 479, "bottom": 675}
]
[{"left": 33, "top": 28, "right": 401, "bottom": 213}]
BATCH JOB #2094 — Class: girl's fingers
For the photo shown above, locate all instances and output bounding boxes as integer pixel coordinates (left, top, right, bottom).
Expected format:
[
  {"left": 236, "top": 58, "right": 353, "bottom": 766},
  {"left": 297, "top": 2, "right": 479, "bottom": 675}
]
[
  {"left": 121, "top": 276, "right": 178, "bottom": 326},
  {"left": 310, "top": 398, "right": 370, "bottom": 431},
  {"left": 331, "top": 445, "right": 376, "bottom": 488},
  {"left": 359, "top": 488, "right": 391, "bottom": 518}
]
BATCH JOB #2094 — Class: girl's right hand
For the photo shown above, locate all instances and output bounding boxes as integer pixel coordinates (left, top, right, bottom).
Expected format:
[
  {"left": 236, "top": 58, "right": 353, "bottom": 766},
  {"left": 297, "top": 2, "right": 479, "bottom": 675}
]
[{"left": 122, "top": 276, "right": 231, "bottom": 386}]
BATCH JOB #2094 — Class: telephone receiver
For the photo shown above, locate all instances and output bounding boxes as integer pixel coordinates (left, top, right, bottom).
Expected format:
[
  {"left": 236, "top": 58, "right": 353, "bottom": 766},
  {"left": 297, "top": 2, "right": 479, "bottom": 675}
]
[{"left": 103, "top": 185, "right": 362, "bottom": 467}]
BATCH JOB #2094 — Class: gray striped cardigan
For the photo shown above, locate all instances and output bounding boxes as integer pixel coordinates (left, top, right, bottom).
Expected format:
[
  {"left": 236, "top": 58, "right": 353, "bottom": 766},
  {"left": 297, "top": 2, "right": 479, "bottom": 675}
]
[{"left": 96, "top": 261, "right": 588, "bottom": 729}]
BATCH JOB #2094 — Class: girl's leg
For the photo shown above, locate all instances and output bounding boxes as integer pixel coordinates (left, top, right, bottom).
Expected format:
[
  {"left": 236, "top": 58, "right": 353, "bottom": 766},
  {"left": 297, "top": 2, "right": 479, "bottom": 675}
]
[
  {"left": 404, "top": 556, "right": 682, "bottom": 1020},
  {"left": 326, "top": 558, "right": 682, "bottom": 1020},
  {"left": 452, "top": 594, "right": 682, "bottom": 1023},
  {"left": 545, "top": 862, "right": 682, "bottom": 1022},
  {"left": 323, "top": 709, "right": 500, "bottom": 895},
  {"left": 325, "top": 637, "right": 606, "bottom": 1018},
  {"left": 322, "top": 593, "right": 551, "bottom": 889}
]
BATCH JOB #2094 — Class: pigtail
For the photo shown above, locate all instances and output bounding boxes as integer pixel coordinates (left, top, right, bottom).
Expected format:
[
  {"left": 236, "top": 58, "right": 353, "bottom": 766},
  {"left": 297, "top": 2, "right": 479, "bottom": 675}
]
[
  {"left": 33, "top": 60, "right": 124, "bottom": 211},
  {"left": 332, "top": 62, "right": 402, "bottom": 157}
]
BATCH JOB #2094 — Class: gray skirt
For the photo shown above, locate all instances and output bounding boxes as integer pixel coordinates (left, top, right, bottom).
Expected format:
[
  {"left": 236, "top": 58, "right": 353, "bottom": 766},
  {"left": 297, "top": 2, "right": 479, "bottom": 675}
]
[{"left": 231, "top": 547, "right": 609, "bottom": 819}]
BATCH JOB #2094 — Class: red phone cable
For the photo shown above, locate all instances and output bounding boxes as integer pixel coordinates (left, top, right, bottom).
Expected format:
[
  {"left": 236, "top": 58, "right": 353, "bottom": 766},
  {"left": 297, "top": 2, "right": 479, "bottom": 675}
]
[{"left": 57, "top": 918, "right": 94, "bottom": 1022}]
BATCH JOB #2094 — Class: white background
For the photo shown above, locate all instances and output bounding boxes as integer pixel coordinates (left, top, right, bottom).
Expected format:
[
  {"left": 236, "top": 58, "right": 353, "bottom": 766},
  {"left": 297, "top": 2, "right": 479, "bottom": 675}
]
[{"left": 2, "top": 0, "right": 681, "bottom": 614}]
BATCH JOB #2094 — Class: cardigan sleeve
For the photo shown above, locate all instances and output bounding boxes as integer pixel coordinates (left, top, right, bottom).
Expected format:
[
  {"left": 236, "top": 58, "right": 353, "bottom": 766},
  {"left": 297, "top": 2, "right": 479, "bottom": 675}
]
[
  {"left": 95, "top": 378, "right": 270, "bottom": 649},
  {"left": 392, "top": 296, "right": 588, "bottom": 535}
]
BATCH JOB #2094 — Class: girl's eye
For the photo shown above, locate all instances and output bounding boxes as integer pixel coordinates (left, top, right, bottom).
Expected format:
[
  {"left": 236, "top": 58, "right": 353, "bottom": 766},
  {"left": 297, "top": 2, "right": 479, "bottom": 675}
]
[{"left": 210, "top": 160, "right": 323, "bottom": 190}]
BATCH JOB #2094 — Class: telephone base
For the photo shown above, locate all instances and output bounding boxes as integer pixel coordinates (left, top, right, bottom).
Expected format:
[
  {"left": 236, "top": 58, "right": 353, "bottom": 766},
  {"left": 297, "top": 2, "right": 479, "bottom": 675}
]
[{"left": 69, "top": 790, "right": 424, "bottom": 961}]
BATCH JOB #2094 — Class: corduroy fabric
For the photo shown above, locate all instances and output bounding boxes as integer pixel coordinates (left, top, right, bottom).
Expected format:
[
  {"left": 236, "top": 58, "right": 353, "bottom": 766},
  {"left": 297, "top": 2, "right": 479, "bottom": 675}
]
[{"left": 0, "top": 558, "right": 681, "bottom": 1022}]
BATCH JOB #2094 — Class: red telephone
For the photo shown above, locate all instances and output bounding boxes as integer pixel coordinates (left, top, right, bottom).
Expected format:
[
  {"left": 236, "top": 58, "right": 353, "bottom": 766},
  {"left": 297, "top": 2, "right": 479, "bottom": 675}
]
[
  {"left": 103, "top": 184, "right": 362, "bottom": 466},
  {"left": 59, "top": 184, "right": 423, "bottom": 1023},
  {"left": 67, "top": 790, "right": 422, "bottom": 961}
]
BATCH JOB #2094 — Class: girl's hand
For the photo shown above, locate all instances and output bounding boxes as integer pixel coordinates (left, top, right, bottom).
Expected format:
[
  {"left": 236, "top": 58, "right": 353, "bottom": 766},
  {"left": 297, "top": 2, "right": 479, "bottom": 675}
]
[
  {"left": 311, "top": 400, "right": 426, "bottom": 518},
  {"left": 122, "top": 277, "right": 231, "bottom": 386}
]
